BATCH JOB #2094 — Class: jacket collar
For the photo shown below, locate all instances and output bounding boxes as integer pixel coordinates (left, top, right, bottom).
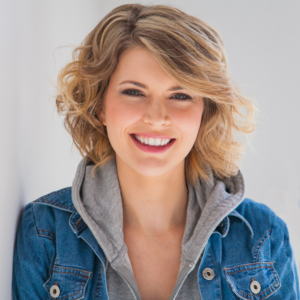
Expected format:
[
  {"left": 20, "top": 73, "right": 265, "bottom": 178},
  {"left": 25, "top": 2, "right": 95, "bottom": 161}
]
[
  {"left": 213, "top": 211, "right": 254, "bottom": 238},
  {"left": 33, "top": 187, "right": 87, "bottom": 236},
  {"left": 33, "top": 187, "right": 107, "bottom": 266}
]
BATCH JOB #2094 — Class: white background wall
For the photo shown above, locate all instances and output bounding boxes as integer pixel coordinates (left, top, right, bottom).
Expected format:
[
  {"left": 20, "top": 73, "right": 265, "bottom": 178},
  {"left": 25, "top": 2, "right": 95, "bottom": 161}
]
[{"left": 1, "top": 0, "right": 299, "bottom": 298}]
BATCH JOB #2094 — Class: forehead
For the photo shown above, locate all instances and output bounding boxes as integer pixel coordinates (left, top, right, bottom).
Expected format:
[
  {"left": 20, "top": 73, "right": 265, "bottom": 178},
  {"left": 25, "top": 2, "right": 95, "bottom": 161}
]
[{"left": 110, "top": 47, "right": 178, "bottom": 87}]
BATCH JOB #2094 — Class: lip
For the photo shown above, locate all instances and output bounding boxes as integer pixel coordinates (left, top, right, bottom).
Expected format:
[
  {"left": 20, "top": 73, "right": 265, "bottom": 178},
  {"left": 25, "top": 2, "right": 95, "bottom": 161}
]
[
  {"left": 130, "top": 134, "right": 176, "bottom": 154},
  {"left": 131, "top": 132, "right": 174, "bottom": 139}
]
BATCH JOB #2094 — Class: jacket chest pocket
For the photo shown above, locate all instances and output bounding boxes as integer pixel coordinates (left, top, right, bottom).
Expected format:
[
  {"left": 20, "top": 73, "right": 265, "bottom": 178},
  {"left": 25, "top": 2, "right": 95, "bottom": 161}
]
[
  {"left": 223, "top": 261, "right": 281, "bottom": 300},
  {"left": 44, "top": 265, "right": 92, "bottom": 299}
]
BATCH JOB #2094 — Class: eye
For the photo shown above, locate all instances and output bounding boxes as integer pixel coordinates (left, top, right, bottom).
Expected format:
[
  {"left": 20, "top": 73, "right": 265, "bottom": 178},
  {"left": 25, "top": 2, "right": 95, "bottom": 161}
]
[
  {"left": 121, "top": 89, "right": 192, "bottom": 101},
  {"left": 121, "top": 89, "right": 143, "bottom": 96},
  {"left": 171, "top": 93, "right": 192, "bottom": 101}
]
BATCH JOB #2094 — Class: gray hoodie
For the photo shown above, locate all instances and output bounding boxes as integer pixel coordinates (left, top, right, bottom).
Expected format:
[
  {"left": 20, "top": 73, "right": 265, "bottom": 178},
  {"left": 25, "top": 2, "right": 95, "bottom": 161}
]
[{"left": 71, "top": 156, "right": 246, "bottom": 299}]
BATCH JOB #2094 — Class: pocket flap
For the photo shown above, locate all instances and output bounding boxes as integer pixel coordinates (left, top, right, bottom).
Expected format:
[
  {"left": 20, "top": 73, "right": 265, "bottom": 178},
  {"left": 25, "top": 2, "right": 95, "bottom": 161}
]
[
  {"left": 223, "top": 261, "right": 281, "bottom": 300},
  {"left": 44, "top": 265, "right": 92, "bottom": 300}
]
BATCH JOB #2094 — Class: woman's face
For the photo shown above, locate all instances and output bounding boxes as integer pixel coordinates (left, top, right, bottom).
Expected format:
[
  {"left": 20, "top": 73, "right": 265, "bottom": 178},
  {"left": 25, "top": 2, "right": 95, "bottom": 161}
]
[{"left": 98, "top": 47, "right": 204, "bottom": 177}]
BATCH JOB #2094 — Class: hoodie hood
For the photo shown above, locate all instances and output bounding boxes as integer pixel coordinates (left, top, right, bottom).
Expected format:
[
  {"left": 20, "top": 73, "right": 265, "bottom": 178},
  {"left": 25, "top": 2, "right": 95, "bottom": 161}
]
[{"left": 71, "top": 155, "right": 246, "bottom": 298}]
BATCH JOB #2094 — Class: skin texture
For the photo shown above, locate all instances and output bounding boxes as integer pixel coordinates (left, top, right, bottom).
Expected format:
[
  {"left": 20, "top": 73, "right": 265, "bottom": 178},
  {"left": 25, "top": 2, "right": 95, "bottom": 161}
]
[{"left": 97, "top": 47, "right": 204, "bottom": 299}]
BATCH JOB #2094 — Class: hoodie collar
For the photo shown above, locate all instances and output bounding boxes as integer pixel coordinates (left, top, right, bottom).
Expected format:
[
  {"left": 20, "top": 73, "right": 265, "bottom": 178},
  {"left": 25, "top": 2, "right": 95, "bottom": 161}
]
[
  {"left": 180, "top": 160, "right": 252, "bottom": 264},
  {"left": 70, "top": 155, "right": 253, "bottom": 265}
]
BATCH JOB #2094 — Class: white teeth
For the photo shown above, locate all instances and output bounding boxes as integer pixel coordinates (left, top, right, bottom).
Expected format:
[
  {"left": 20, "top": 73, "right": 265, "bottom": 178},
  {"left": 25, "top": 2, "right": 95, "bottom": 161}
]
[
  {"left": 134, "top": 134, "right": 171, "bottom": 146},
  {"left": 154, "top": 138, "right": 161, "bottom": 146}
]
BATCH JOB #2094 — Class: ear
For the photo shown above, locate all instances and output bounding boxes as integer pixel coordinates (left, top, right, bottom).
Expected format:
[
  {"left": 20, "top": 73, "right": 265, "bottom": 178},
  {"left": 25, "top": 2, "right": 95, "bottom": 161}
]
[{"left": 97, "top": 109, "right": 106, "bottom": 126}]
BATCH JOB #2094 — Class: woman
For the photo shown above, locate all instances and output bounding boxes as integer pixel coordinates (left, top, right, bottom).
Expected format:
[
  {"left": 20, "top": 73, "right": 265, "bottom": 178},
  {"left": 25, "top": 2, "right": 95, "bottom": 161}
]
[{"left": 12, "top": 3, "right": 299, "bottom": 299}]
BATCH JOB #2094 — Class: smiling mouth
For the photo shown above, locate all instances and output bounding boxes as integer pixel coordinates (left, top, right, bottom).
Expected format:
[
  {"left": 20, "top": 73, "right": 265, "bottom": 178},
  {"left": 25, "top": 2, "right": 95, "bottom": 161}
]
[
  {"left": 130, "top": 133, "right": 176, "bottom": 154},
  {"left": 131, "top": 134, "right": 174, "bottom": 146}
]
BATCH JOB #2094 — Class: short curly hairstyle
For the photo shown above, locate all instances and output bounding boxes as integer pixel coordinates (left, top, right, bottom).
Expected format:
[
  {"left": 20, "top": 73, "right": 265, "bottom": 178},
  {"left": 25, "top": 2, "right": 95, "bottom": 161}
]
[{"left": 55, "top": 3, "right": 257, "bottom": 187}]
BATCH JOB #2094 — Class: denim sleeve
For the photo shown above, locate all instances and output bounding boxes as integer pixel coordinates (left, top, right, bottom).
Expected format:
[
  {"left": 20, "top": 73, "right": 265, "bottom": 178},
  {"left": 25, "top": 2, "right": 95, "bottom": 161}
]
[
  {"left": 12, "top": 202, "right": 50, "bottom": 299},
  {"left": 271, "top": 213, "right": 300, "bottom": 299}
]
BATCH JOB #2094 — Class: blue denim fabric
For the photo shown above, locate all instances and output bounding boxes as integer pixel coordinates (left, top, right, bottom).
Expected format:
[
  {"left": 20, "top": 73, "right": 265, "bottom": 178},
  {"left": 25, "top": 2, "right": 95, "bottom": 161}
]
[{"left": 12, "top": 187, "right": 300, "bottom": 299}]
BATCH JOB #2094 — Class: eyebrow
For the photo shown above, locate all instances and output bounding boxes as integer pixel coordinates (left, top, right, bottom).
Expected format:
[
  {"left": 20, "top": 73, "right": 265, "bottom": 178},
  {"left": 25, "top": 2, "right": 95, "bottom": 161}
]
[{"left": 118, "top": 80, "right": 184, "bottom": 91}]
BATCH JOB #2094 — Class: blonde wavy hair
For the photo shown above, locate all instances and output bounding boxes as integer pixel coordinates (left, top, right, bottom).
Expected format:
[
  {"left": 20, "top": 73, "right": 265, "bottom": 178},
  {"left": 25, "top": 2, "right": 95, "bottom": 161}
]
[{"left": 56, "top": 3, "right": 257, "bottom": 187}]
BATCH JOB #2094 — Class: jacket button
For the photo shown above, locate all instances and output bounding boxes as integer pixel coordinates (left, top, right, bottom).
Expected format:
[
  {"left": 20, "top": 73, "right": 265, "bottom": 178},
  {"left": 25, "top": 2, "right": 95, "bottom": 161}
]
[
  {"left": 50, "top": 284, "right": 60, "bottom": 298},
  {"left": 250, "top": 280, "right": 261, "bottom": 294},
  {"left": 202, "top": 267, "right": 215, "bottom": 280}
]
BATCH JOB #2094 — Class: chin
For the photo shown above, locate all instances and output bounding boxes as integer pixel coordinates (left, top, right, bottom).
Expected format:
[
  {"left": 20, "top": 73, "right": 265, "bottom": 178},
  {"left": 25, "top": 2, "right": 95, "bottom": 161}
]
[{"left": 132, "top": 157, "right": 175, "bottom": 177}]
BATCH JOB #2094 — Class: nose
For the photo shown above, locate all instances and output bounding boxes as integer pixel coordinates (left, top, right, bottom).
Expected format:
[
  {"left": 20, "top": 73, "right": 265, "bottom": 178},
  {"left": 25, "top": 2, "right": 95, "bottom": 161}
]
[{"left": 142, "top": 97, "right": 171, "bottom": 127}]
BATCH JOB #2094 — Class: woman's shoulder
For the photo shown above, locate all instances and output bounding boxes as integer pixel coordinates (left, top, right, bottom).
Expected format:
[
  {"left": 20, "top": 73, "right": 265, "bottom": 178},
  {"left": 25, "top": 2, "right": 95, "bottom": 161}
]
[
  {"left": 31, "top": 186, "right": 74, "bottom": 212},
  {"left": 235, "top": 197, "right": 278, "bottom": 227},
  {"left": 21, "top": 187, "right": 76, "bottom": 239},
  {"left": 233, "top": 197, "right": 291, "bottom": 249}
]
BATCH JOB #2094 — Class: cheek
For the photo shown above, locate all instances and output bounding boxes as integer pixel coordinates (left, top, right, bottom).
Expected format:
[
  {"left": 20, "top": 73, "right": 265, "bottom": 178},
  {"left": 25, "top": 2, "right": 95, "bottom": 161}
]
[
  {"left": 173, "top": 107, "right": 203, "bottom": 141},
  {"left": 106, "top": 100, "right": 140, "bottom": 134}
]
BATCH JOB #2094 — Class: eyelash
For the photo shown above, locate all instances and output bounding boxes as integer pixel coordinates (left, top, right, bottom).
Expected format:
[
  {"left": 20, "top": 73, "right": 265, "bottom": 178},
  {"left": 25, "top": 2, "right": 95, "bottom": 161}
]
[{"left": 121, "top": 89, "right": 193, "bottom": 101}]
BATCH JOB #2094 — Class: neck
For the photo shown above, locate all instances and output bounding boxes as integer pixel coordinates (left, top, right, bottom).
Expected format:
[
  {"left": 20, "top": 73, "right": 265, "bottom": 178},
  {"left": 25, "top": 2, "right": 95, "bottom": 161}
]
[{"left": 116, "top": 156, "right": 189, "bottom": 237}]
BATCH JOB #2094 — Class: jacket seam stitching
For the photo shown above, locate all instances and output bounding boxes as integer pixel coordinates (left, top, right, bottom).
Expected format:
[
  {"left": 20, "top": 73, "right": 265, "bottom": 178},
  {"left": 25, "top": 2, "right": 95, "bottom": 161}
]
[
  {"left": 37, "top": 229, "right": 56, "bottom": 241},
  {"left": 51, "top": 265, "right": 92, "bottom": 276},
  {"left": 30, "top": 203, "right": 50, "bottom": 265},
  {"left": 38, "top": 233, "right": 56, "bottom": 242},
  {"left": 238, "top": 277, "right": 278, "bottom": 297},
  {"left": 209, "top": 247, "right": 222, "bottom": 300},
  {"left": 50, "top": 274, "right": 86, "bottom": 300},
  {"left": 269, "top": 261, "right": 280, "bottom": 285},
  {"left": 255, "top": 234, "right": 271, "bottom": 262},
  {"left": 34, "top": 199, "right": 75, "bottom": 212},
  {"left": 223, "top": 261, "right": 273, "bottom": 270},
  {"left": 94, "top": 269, "right": 101, "bottom": 300},
  {"left": 49, "top": 269, "right": 92, "bottom": 279},
  {"left": 269, "top": 210, "right": 276, "bottom": 263},
  {"left": 225, "top": 265, "right": 272, "bottom": 274},
  {"left": 75, "top": 216, "right": 82, "bottom": 226},
  {"left": 251, "top": 229, "right": 271, "bottom": 262},
  {"left": 252, "top": 230, "right": 269, "bottom": 258}
]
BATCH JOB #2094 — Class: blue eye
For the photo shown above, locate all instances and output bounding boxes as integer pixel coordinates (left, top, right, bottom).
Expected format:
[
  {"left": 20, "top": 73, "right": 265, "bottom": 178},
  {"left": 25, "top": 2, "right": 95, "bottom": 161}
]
[{"left": 121, "top": 89, "right": 192, "bottom": 101}]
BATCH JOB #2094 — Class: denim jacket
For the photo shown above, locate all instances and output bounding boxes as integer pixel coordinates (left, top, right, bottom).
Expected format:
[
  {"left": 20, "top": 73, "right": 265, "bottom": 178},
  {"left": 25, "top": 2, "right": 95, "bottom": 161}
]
[{"left": 12, "top": 158, "right": 300, "bottom": 299}]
